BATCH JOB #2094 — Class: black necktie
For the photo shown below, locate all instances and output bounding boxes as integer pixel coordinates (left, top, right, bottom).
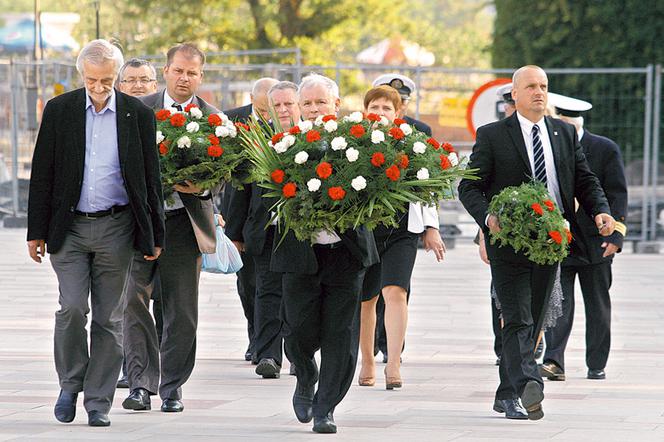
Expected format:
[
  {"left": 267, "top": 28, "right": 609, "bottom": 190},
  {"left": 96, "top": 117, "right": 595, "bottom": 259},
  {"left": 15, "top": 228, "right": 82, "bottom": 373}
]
[
  {"left": 173, "top": 103, "right": 183, "bottom": 111},
  {"left": 532, "top": 125, "right": 547, "bottom": 184}
]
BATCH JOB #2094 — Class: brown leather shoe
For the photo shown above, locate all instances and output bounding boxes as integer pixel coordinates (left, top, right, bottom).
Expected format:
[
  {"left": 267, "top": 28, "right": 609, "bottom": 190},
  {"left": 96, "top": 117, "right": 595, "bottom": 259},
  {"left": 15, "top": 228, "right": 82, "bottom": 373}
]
[{"left": 539, "top": 362, "right": 565, "bottom": 381}]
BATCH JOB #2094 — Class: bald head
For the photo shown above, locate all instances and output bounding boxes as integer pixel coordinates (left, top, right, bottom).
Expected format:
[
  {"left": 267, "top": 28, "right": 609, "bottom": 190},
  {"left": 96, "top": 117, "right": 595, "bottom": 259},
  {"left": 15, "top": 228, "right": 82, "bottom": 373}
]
[
  {"left": 511, "top": 65, "right": 548, "bottom": 122},
  {"left": 251, "top": 78, "right": 279, "bottom": 120}
]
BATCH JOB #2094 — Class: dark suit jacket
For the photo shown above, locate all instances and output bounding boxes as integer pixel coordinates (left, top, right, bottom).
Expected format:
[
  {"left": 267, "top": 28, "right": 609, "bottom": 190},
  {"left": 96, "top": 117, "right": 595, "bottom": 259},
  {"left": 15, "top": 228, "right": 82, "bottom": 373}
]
[
  {"left": 404, "top": 115, "right": 432, "bottom": 137},
  {"left": 219, "top": 103, "right": 254, "bottom": 217},
  {"left": 140, "top": 90, "right": 220, "bottom": 254},
  {"left": 27, "top": 88, "right": 165, "bottom": 255},
  {"left": 568, "top": 130, "right": 627, "bottom": 264},
  {"left": 223, "top": 103, "right": 253, "bottom": 123},
  {"left": 458, "top": 113, "right": 610, "bottom": 263}
]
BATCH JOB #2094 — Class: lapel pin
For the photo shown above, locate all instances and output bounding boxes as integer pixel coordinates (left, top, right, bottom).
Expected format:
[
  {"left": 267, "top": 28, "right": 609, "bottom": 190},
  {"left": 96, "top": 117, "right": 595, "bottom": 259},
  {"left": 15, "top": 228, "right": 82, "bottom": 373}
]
[
  {"left": 554, "top": 131, "right": 558, "bottom": 135},
  {"left": 126, "top": 113, "right": 131, "bottom": 117}
]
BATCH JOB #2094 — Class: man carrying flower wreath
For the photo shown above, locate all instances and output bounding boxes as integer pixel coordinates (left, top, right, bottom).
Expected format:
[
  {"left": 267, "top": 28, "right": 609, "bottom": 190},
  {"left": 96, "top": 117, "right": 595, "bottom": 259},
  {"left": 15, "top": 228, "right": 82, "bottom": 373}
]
[
  {"left": 458, "top": 65, "right": 615, "bottom": 421},
  {"left": 121, "top": 43, "right": 220, "bottom": 415}
]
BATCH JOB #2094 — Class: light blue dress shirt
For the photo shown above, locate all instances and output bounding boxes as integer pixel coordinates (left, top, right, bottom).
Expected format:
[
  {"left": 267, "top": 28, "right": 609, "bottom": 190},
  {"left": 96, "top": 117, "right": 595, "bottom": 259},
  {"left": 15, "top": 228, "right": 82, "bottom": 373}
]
[{"left": 76, "top": 90, "right": 129, "bottom": 212}]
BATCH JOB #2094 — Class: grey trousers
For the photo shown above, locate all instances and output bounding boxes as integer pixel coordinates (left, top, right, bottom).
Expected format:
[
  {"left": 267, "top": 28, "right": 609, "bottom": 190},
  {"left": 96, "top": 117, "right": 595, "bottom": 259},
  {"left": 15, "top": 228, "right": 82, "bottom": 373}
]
[{"left": 49, "top": 210, "right": 134, "bottom": 414}]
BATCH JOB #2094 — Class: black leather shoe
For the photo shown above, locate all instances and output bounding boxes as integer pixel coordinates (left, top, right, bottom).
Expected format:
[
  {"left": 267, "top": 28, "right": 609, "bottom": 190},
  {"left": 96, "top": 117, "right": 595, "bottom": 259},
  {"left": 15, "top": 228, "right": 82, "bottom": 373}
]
[
  {"left": 122, "top": 388, "right": 151, "bottom": 410},
  {"left": 520, "top": 380, "right": 544, "bottom": 420},
  {"left": 255, "top": 358, "right": 281, "bottom": 379},
  {"left": 539, "top": 362, "right": 565, "bottom": 381},
  {"left": 312, "top": 412, "right": 336, "bottom": 433},
  {"left": 495, "top": 355, "right": 501, "bottom": 366},
  {"left": 289, "top": 363, "right": 297, "bottom": 376},
  {"left": 244, "top": 347, "right": 253, "bottom": 362},
  {"left": 587, "top": 368, "right": 606, "bottom": 379},
  {"left": 54, "top": 390, "right": 78, "bottom": 423},
  {"left": 292, "top": 382, "right": 315, "bottom": 423},
  {"left": 493, "top": 398, "right": 528, "bottom": 419},
  {"left": 534, "top": 340, "right": 544, "bottom": 359},
  {"left": 87, "top": 410, "right": 110, "bottom": 427},
  {"left": 161, "top": 399, "right": 184, "bottom": 412},
  {"left": 116, "top": 375, "right": 129, "bottom": 389}
]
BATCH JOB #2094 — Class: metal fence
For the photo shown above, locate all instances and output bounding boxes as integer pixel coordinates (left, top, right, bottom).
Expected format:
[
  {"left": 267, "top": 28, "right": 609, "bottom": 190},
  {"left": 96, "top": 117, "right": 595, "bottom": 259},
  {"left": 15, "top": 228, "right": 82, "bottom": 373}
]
[{"left": 1, "top": 57, "right": 662, "bottom": 242}]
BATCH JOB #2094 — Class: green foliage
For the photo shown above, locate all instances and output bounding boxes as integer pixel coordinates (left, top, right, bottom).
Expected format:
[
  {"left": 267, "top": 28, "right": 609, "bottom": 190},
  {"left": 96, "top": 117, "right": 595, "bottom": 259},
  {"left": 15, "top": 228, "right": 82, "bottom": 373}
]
[{"left": 488, "top": 181, "right": 570, "bottom": 265}]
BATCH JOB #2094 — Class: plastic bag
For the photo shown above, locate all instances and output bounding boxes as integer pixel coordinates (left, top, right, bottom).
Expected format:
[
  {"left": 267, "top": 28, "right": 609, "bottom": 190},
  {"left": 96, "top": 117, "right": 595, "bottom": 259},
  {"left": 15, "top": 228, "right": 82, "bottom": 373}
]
[{"left": 201, "top": 225, "right": 244, "bottom": 274}]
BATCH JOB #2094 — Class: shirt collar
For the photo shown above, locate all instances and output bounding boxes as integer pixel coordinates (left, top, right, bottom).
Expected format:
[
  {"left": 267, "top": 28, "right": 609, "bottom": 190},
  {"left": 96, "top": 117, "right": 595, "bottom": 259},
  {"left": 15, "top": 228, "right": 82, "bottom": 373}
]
[
  {"left": 85, "top": 89, "right": 116, "bottom": 114},
  {"left": 577, "top": 127, "right": 585, "bottom": 142},
  {"left": 164, "top": 90, "right": 194, "bottom": 109},
  {"left": 516, "top": 111, "right": 546, "bottom": 135}
]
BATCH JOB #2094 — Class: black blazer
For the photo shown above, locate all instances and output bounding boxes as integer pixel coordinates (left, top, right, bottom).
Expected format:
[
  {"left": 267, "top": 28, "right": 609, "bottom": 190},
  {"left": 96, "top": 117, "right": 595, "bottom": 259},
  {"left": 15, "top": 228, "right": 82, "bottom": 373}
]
[
  {"left": 140, "top": 90, "right": 220, "bottom": 254},
  {"left": 27, "top": 88, "right": 165, "bottom": 255},
  {"left": 224, "top": 103, "right": 253, "bottom": 122},
  {"left": 224, "top": 183, "right": 272, "bottom": 256},
  {"left": 404, "top": 115, "right": 432, "bottom": 137},
  {"left": 458, "top": 113, "right": 610, "bottom": 263},
  {"left": 269, "top": 227, "right": 379, "bottom": 275},
  {"left": 568, "top": 130, "right": 627, "bottom": 264}
]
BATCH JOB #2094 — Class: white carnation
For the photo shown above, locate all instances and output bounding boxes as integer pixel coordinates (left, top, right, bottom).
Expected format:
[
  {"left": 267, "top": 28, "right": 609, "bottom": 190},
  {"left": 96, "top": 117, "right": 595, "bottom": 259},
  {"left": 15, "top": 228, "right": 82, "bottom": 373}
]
[
  {"left": 189, "top": 107, "right": 203, "bottom": 119},
  {"left": 449, "top": 152, "right": 459, "bottom": 166},
  {"left": 156, "top": 131, "right": 165, "bottom": 144},
  {"left": 346, "top": 147, "right": 359, "bottom": 162},
  {"left": 176, "top": 136, "right": 191, "bottom": 148},
  {"left": 298, "top": 119, "right": 313, "bottom": 132},
  {"left": 371, "top": 130, "right": 385, "bottom": 144},
  {"left": 412, "top": 141, "right": 427, "bottom": 154},
  {"left": 324, "top": 120, "right": 338, "bottom": 132},
  {"left": 219, "top": 112, "right": 230, "bottom": 124},
  {"left": 273, "top": 141, "right": 288, "bottom": 154},
  {"left": 314, "top": 115, "right": 325, "bottom": 126},
  {"left": 167, "top": 106, "right": 181, "bottom": 114},
  {"left": 331, "top": 136, "right": 348, "bottom": 151},
  {"left": 399, "top": 123, "right": 413, "bottom": 136},
  {"left": 215, "top": 126, "right": 230, "bottom": 138},
  {"left": 307, "top": 178, "right": 321, "bottom": 192},
  {"left": 283, "top": 135, "right": 296, "bottom": 147},
  {"left": 416, "top": 168, "right": 430, "bottom": 180},
  {"left": 379, "top": 116, "right": 390, "bottom": 126},
  {"left": 294, "top": 151, "right": 309, "bottom": 164},
  {"left": 351, "top": 176, "right": 367, "bottom": 191},
  {"left": 347, "top": 111, "right": 364, "bottom": 123},
  {"left": 186, "top": 121, "right": 200, "bottom": 133}
]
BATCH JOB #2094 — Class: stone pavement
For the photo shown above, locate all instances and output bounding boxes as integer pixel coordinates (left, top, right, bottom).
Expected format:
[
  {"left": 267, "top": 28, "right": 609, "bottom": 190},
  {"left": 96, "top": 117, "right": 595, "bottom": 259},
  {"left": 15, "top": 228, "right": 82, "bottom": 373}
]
[{"left": 0, "top": 227, "right": 663, "bottom": 441}]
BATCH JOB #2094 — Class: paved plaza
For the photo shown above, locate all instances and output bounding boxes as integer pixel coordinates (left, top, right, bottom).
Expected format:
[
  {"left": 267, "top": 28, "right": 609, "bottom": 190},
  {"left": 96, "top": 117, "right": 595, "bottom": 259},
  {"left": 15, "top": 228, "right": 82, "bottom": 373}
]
[{"left": 0, "top": 227, "right": 663, "bottom": 441}]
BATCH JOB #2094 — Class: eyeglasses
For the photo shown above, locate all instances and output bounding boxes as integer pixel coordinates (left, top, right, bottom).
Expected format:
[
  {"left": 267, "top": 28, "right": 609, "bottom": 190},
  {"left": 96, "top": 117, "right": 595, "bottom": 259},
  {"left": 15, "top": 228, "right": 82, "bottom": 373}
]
[{"left": 120, "top": 78, "right": 156, "bottom": 85}]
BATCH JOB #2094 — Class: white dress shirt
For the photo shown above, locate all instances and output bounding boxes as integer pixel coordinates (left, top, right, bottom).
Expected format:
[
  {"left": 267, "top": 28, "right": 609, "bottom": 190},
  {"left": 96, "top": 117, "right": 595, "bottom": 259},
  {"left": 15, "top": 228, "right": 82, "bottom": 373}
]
[{"left": 407, "top": 202, "right": 439, "bottom": 234}]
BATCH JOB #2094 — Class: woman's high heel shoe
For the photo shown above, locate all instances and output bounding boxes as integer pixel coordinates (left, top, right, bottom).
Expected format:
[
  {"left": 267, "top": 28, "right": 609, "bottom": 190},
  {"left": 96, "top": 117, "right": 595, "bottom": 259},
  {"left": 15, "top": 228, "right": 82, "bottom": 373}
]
[
  {"left": 385, "top": 368, "right": 402, "bottom": 390},
  {"left": 358, "top": 376, "right": 376, "bottom": 387}
]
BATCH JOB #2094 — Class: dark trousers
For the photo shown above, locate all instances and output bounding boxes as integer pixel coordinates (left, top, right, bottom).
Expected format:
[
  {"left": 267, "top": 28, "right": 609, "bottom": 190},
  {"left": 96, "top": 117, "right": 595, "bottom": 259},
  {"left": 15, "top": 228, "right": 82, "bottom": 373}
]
[
  {"left": 49, "top": 211, "right": 134, "bottom": 413},
  {"left": 281, "top": 245, "right": 365, "bottom": 418},
  {"left": 236, "top": 252, "right": 257, "bottom": 356},
  {"left": 251, "top": 227, "right": 284, "bottom": 365},
  {"left": 158, "top": 212, "right": 202, "bottom": 400},
  {"left": 491, "top": 258, "right": 556, "bottom": 400},
  {"left": 491, "top": 292, "right": 503, "bottom": 358},
  {"left": 544, "top": 261, "right": 612, "bottom": 370}
]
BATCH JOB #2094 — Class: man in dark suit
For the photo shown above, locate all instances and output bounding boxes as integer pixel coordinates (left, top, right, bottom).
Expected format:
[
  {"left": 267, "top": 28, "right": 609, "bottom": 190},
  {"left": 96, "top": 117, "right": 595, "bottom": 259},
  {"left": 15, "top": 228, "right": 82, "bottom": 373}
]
[
  {"left": 222, "top": 77, "right": 278, "bottom": 363},
  {"left": 121, "top": 43, "right": 219, "bottom": 414},
  {"left": 27, "top": 39, "right": 164, "bottom": 427},
  {"left": 458, "top": 65, "right": 615, "bottom": 421},
  {"left": 541, "top": 94, "right": 628, "bottom": 381},
  {"left": 226, "top": 81, "right": 301, "bottom": 379}
]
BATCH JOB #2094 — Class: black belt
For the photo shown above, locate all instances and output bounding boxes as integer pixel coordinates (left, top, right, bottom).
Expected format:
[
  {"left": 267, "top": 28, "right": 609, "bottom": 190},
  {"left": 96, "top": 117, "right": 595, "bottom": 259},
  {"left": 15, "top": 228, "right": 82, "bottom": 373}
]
[
  {"left": 313, "top": 241, "right": 343, "bottom": 250},
  {"left": 75, "top": 204, "right": 129, "bottom": 219},
  {"left": 165, "top": 207, "right": 187, "bottom": 218}
]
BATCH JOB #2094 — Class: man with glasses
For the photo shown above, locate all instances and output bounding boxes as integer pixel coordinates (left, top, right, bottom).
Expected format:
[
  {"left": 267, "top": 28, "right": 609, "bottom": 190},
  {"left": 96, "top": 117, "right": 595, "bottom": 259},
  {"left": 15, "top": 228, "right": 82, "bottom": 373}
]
[{"left": 117, "top": 58, "right": 158, "bottom": 97}]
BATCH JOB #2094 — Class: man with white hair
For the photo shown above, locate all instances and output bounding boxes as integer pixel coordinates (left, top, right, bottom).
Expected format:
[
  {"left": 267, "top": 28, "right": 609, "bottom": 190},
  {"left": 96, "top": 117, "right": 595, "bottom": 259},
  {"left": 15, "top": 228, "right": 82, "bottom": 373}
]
[
  {"left": 27, "top": 39, "right": 164, "bottom": 426},
  {"left": 298, "top": 73, "right": 340, "bottom": 121}
]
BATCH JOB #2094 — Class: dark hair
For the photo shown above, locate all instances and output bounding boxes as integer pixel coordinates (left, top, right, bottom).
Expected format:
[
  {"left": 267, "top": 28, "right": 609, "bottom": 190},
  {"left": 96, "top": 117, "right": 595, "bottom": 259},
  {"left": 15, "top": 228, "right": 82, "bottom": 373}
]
[
  {"left": 118, "top": 58, "right": 156, "bottom": 81},
  {"left": 363, "top": 85, "right": 402, "bottom": 111},
  {"left": 166, "top": 43, "right": 206, "bottom": 67}
]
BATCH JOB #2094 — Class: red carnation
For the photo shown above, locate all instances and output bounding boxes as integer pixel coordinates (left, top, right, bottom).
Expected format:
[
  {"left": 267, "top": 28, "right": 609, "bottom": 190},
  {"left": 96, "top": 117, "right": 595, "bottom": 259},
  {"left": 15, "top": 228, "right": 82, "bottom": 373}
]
[
  {"left": 184, "top": 103, "right": 198, "bottom": 112},
  {"left": 207, "top": 114, "right": 222, "bottom": 127},
  {"left": 388, "top": 127, "right": 405, "bottom": 140},
  {"left": 442, "top": 142, "right": 455, "bottom": 153},
  {"left": 427, "top": 137, "right": 440, "bottom": 149},
  {"left": 328, "top": 186, "right": 346, "bottom": 201},
  {"left": 282, "top": 182, "right": 297, "bottom": 198},
  {"left": 235, "top": 122, "right": 250, "bottom": 131},
  {"left": 316, "top": 161, "right": 333, "bottom": 179},
  {"left": 371, "top": 152, "right": 386, "bottom": 167},
  {"left": 272, "top": 132, "right": 285, "bottom": 144},
  {"left": 271, "top": 169, "right": 285, "bottom": 184},
  {"left": 156, "top": 109, "right": 171, "bottom": 121},
  {"left": 289, "top": 125, "right": 301, "bottom": 135},
  {"left": 208, "top": 134, "right": 220, "bottom": 145},
  {"left": 306, "top": 130, "right": 321, "bottom": 143},
  {"left": 543, "top": 200, "right": 555, "bottom": 212},
  {"left": 207, "top": 145, "right": 223, "bottom": 157},
  {"left": 532, "top": 203, "right": 544, "bottom": 216},
  {"left": 322, "top": 115, "right": 337, "bottom": 122},
  {"left": 549, "top": 230, "right": 563, "bottom": 245},
  {"left": 398, "top": 154, "right": 409, "bottom": 169},
  {"left": 366, "top": 113, "right": 381, "bottom": 122},
  {"left": 159, "top": 143, "right": 168, "bottom": 156},
  {"left": 440, "top": 155, "right": 451, "bottom": 170},
  {"left": 394, "top": 118, "right": 407, "bottom": 126},
  {"left": 565, "top": 228, "right": 572, "bottom": 243},
  {"left": 170, "top": 113, "right": 186, "bottom": 127},
  {"left": 385, "top": 164, "right": 401, "bottom": 181},
  {"left": 350, "top": 125, "right": 365, "bottom": 138}
]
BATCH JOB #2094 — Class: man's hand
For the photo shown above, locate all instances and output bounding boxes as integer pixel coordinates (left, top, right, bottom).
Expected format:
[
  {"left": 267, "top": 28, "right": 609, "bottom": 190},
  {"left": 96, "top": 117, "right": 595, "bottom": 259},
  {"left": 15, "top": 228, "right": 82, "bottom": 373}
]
[
  {"left": 215, "top": 214, "right": 225, "bottom": 228},
  {"left": 144, "top": 246, "right": 162, "bottom": 261},
  {"left": 478, "top": 231, "right": 490, "bottom": 265},
  {"left": 173, "top": 180, "right": 202, "bottom": 194},
  {"left": 594, "top": 213, "right": 616, "bottom": 237},
  {"left": 422, "top": 228, "right": 446, "bottom": 262},
  {"left": 27, "top": 239, "right": 46, "bottom": 263},
  {"left": 487, "top": 214, "right": 501, "bottom": 234},
  {"left": 232, "top": 241, "right": 245, "bottom": 253},
  {"left": 601, "top": 242, "right": 619, "bottom": 258}
]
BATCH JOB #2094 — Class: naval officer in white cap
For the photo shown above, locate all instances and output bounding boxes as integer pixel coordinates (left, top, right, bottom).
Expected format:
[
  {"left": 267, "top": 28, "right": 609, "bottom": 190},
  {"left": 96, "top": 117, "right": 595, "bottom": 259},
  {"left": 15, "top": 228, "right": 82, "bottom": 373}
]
[{"left": 372, "top": 73, "right": 432, "bottom": 136}]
